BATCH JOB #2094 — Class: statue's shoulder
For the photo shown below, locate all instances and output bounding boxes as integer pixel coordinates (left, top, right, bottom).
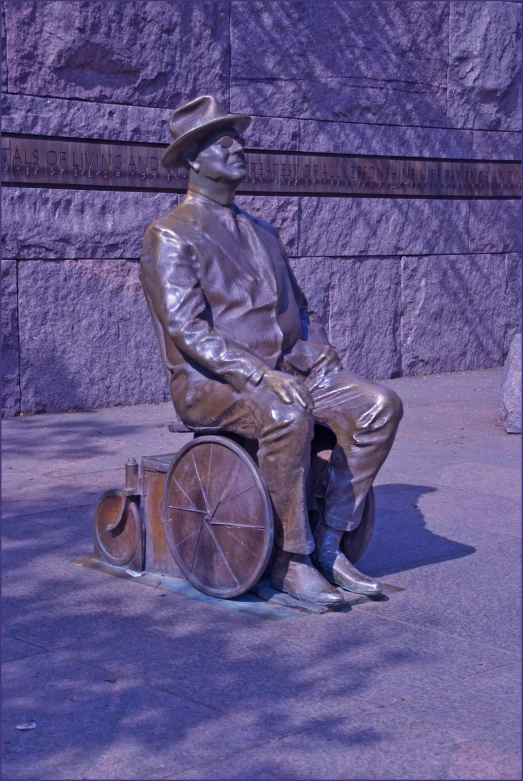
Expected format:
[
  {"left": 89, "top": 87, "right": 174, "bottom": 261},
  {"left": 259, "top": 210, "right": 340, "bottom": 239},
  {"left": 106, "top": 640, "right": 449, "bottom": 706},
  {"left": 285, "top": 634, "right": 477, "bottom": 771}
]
[{"left": 145, "top": 200, "right": 196, "bottom": 243}]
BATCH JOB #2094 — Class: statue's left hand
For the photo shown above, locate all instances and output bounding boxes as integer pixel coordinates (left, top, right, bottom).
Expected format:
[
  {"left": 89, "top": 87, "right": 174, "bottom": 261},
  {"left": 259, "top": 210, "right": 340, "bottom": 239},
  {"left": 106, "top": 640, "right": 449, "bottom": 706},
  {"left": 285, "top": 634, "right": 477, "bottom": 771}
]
[{"left": 310, "top": 345, "right": 343, "bottom": 373}]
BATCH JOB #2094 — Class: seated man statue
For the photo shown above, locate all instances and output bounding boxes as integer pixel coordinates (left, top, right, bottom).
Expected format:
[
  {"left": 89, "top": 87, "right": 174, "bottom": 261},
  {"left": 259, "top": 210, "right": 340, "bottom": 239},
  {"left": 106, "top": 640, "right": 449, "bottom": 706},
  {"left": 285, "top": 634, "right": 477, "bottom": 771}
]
[{"left": 141, "top": 95, "right": 403, "bottom": 608}]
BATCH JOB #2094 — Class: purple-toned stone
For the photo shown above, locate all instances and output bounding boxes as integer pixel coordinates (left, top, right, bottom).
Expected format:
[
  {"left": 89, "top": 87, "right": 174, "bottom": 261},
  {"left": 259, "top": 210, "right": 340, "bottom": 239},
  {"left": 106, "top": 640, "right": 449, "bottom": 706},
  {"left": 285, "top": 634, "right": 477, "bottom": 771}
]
[
  {"left": 231, "top": 0, "right": 448, "bottom": 126},
  {"left": 1, "top": 93, "right": 172, "bottom": 144},
  {"left": 505, "top": 253, "right": 522, "bottom": 355},
  {"left": 299, "top": 121, "right": 473, "bottom": 159},
  {"left": 235, "top": 195, "right": 299, "bottom": 256},
  {"left": 472, "top": 130, "right": 522, "bottom": 161},
  {"left": 329, "top": 256, "right": 401, "bottom": 379},
  {"left": 500, "top": 333, "right": 522, "bottom": 434},
  {"left": 288, "top": 257, "right": 331, "bottom": 327},
  {"left": 4, "top": 1, "right": 229, "bottom": 108},
  {"left": 299, "top": 198, "right": 469, "bottom": 257},
  {"left": 2, "top": 188, "right": 177, "bottom": 260},
  {"left": 1, "top": 2, "right": 7, "bottom": 93},
  {"left": 246, "top": 116, "right": 300, "bottom": 152},
  {"left": 1, "top": 260, "right": 20, "bottom": 417},
  {"left": 448, "top": 1, "right": 522, "bottom": 131},
  {"left": 18, "top": 260, "right": 168, "bottom": 414},
  {"left": 401, "top": 254, "right": 506, "bottom": 375},
  {"left": 469, "top": 200, "right": 522, "bottom": 255},
  {"left": 1, "top": 93, "right": 299, "bottom": 153}
]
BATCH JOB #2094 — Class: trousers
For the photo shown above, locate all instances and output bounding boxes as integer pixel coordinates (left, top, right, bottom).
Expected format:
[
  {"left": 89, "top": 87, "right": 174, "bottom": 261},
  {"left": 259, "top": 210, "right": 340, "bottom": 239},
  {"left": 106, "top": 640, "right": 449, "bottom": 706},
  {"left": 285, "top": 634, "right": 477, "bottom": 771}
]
[{"left": 171, "top": 362, "right": 403, "bottom": 554}]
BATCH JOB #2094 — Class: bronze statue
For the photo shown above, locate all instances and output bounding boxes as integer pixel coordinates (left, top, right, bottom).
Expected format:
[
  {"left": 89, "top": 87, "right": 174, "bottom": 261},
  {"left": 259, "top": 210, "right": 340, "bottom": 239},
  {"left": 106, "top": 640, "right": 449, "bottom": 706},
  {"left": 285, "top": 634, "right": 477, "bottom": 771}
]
[{"left": 140, "top": 96, "right": 403, "bottom": 608}]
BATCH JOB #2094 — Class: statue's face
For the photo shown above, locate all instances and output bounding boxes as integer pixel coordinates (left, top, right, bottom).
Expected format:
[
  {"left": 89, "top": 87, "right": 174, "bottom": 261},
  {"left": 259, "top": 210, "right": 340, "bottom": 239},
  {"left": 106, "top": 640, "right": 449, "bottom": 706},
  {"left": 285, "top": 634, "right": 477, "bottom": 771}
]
[{"left": 193, "top": 127, "right": 247, "bottom": 185}]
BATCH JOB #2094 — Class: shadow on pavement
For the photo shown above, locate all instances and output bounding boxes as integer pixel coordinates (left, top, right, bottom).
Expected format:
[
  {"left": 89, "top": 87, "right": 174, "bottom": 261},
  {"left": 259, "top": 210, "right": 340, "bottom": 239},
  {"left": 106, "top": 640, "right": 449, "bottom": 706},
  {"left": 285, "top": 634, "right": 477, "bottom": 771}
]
[{"left": 360, "top": 483, "right": 477, "bottom": 578}]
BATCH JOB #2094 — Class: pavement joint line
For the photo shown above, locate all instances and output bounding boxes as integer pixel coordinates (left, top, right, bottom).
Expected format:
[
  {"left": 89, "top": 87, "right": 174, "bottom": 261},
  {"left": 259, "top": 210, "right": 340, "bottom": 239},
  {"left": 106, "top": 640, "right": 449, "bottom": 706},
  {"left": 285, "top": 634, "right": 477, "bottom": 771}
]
[
  {"left": 349, "top": 606, "right": 522, "bottom": 656},
  {"left": 347, "top": 660, "right": 521, "bottom": 714},
  {"left": 4, "top": 642, "right": 287, "bottom": 739},
  {"left": 158, "top": 735, "right": 290, "bottom": 781},
  {"left": 1, "top": 635, "right": 50, "bottom": 663},
  {"left": 6, "top": 631, "right": 518, "bottom": 748},
  {"left": 158, "top": 716, "right": 354, "bottom": 781},
  {"left": 46, "top": 467, "right": 127, "bottom": 478},
  {"left": 2, "top": 502, "right": 99, "bottom": 520},
  {"left": 159, "top": 662, "right": 522, "bottom": 781}
]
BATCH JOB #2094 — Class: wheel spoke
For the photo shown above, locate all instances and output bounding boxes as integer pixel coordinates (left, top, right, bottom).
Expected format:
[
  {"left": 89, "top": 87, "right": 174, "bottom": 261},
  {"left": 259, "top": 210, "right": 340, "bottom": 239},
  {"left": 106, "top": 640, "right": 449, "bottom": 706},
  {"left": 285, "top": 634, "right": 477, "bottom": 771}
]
[
  {"left": 175, "top": 526, "right": 202, "bottom": 548},
  {"left": 206, "top": 443, "right": 214, "bottom": 501},
  {"left": 211, "top": 457, "right": 243, "bottom": 514},
  {"left": 209, "top": 520, "right": 265, "bottom": 530},
  {"left": 168, "top": 505, "right": 207, "bottom": 515},
  {"left": 192, "top": 451, "right": 210, "bottom": 513},
  {"left": 204, "top": 523, "right": 240, "bottom": 587},
  {"left": 172, "top": 476, "right": 199, "bottom": 510},
  {"left": 211, "top": 483, "right": 257, "bottom": 517},
  {"left": 225, "top": 527, "right": 260, "bottom": 558},
  {"left": 189, "top": 520, "right": 205, "bottom": 573}
]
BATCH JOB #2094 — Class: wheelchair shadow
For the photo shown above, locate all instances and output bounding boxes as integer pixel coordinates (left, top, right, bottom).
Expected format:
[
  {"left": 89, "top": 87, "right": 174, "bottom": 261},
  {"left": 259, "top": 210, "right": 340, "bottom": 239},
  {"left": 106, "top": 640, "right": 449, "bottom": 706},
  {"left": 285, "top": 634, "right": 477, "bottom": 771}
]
[{"left": 357, "top": 483, "right": 477, "bottom": 579}]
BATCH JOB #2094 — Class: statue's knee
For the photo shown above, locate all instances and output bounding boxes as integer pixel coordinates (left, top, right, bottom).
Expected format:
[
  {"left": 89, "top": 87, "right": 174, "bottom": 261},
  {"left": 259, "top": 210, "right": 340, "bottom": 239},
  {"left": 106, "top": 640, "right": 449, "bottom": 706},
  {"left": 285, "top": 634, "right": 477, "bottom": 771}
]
[
  {"left": 265, "top": 401, "right": 314, "bottom": 440},
  {"left": 380, "top": 387, "right": 403, "bottom": 423}
]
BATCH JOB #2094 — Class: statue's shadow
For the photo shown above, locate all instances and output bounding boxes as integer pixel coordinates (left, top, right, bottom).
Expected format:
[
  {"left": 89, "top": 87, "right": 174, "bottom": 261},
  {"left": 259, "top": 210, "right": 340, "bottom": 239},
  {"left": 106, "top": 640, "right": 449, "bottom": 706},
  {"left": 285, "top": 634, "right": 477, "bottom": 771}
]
[{"left": 358, "top": 483, "right": 476, "bottom": 579}]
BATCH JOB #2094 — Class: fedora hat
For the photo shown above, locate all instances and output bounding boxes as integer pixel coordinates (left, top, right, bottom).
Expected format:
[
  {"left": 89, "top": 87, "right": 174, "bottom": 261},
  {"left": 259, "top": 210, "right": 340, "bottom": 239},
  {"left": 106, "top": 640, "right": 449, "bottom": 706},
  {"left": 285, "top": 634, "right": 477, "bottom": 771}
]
[{"left": 161, "top": 95, "right": 252, "bottom": 169}]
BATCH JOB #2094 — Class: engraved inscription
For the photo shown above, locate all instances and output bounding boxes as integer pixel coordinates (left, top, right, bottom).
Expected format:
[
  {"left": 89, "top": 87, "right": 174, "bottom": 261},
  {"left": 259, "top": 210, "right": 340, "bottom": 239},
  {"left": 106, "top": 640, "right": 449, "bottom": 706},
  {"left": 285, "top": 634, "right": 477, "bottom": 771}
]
[{"left": 2, "top": 135, "right": 521, "bottom": 198}]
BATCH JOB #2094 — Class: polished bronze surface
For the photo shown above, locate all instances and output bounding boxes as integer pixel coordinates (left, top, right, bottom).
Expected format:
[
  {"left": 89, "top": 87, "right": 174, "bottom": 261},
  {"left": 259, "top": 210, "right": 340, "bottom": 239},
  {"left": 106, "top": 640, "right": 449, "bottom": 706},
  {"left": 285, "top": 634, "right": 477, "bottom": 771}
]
[
  {"left": 3, "top": 133, "right": 520, "bottom": 198},
  {"left": 162, "top": 436, "right": 274, "bottom": 599},
  {"left": 93, "top": 489, "right": 143, "bottom": 570},
  {"left": 136, "top": 95, "right": 405, "bottom": 603},
  {"left": 269, "top": 548, "right": 343, "bottom": 607},
  {"left": 161, "top": 95, "right": 251, "bottom": 169},
  {"left": 142, "top": 457, "right": 183, "bottom": 578},
  {"left": 313, "top": 521, "right": 383, "bottom": 595}
]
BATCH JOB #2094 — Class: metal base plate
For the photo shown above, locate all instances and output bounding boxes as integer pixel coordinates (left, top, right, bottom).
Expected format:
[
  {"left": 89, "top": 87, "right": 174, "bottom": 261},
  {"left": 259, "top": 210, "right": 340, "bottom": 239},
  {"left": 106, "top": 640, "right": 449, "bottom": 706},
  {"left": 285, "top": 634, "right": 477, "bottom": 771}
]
[{"left": 71, "top": 556, "right": 404, "bottom": 620}]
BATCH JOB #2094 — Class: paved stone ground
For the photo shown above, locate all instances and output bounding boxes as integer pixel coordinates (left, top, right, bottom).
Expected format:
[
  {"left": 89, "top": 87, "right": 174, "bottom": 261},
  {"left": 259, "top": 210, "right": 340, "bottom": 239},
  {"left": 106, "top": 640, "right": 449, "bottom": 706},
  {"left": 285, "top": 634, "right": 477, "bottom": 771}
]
[{"left": 2, "top": 368, "right": 521, "bottom": 780}]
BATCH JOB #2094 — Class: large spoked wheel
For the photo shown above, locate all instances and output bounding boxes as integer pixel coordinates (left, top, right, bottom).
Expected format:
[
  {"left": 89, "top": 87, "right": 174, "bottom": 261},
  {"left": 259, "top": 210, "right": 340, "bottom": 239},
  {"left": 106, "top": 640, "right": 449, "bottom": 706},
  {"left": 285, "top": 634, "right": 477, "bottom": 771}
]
[
  {"left": 340, "top": 486, "right": 375, "bottom": 564},
  {"left": 162, "top": 436, "right": 274, "bottom": 598}
]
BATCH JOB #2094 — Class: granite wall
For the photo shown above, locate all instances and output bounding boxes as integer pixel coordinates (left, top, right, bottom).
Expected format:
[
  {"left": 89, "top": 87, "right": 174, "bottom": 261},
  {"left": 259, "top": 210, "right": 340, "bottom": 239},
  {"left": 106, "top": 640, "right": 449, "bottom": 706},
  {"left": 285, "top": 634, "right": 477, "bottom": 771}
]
[{"left": 1, "top": 0, "right": 521, "bottom": 415}]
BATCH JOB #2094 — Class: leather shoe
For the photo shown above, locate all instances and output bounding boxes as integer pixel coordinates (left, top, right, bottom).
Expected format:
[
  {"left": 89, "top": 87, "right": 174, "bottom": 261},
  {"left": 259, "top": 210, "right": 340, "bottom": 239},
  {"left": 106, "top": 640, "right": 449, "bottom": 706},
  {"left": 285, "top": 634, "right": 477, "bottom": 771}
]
[
  {"left": 270, "top": 548, "right": 343, "bottom": 607},
  {"left": 313, "top": 522, "right": 382, "bottom": 596}
]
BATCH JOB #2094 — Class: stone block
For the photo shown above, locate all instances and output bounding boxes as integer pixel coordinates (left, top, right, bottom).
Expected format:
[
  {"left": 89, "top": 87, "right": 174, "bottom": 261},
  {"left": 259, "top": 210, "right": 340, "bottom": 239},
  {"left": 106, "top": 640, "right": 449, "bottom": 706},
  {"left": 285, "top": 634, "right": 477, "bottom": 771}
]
[
  {"left": 1, "top": 260, "right": 20, "bottom": 417},
  {"left": 329, "top": 256, "right": 401, "bottom": 379},
  {"left": 469, "top": 200, "right": 522, "bottom": 254},
  {"left": 500, "top": 333, "right": 522, "bottom": 433},
  {"left": 4, "top": 1, "right": 229, "bottom": 108},
  {"left": 18, "top": 260, "right": 168, "bottom": 414},
  {"left": 1, "top": 0, "right": 7, "bottom": 92},
  {"left": 1, "top": 93, "right": 172, "bottom": 144},
  {"left": 246, "top": 116, "right": 299, "bottom": 151},
  {"left": 401, "top": 254, "right": 506, "bottom": 375},
  {"left": 505, "top": 253, "right": 522, "bottom": 355},
  {"left": 288, "top": 257, "right": 331, "bottom": 327},
  {"left": 472, "top": 130, "right": 522, "bottom": 161},
  {"left": 448, "top": 1, "right": 522, "bottom": 131},
  {"left": 1, "top": 188, "right": 177, "bottom": 259},
  {"left": 299, "top": 121, "right": 473, "bottom": 159},
  {"left": 299, "top": 198, "right": 469, "bottom": 257},
  {"left": 231, "top": 1, "right": 448, "bottom": 126},
  {"left": 1, "top": 92, "right": 299, "bottom": 152},
  {"left": 235, "top": 195, "right": 299, "bottom": 256}
]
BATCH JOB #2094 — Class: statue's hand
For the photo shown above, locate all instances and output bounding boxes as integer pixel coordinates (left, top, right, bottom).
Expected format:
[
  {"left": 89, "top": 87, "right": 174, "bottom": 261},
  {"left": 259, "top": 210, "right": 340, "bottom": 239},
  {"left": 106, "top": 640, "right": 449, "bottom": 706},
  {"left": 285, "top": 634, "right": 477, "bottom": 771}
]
[
  {"left": 311, "top": 345, "right": 343, "bottom": 373},
  {"left": 259, "top": 369, "right": 314, "bottom": 411}
]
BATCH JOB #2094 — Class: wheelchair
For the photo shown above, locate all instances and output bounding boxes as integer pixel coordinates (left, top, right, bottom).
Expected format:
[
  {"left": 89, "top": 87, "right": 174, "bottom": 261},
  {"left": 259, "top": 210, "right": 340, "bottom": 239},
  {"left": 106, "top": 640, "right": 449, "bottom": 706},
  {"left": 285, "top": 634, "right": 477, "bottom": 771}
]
[{"left": 93, "top": 420, "right": 376, "bottom": 599}]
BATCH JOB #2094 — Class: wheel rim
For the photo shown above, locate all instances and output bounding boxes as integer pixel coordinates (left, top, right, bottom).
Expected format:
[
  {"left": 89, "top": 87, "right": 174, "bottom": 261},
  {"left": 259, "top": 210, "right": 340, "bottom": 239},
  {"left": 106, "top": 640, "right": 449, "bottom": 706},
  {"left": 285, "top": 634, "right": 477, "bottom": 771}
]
[
  {"left": 94, "top": 489, "right": 141, "bottom": 566},
  {"left": 162, "top": 436, "right": 274, "bottom": 598}
]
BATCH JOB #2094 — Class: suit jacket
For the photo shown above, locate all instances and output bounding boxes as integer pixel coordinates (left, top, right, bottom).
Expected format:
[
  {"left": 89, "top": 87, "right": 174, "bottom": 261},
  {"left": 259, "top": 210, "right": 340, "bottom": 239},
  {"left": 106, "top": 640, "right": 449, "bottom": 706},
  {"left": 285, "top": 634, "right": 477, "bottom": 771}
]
[{"left": 140, "top": 190, "right": 331, "bottom": 410}]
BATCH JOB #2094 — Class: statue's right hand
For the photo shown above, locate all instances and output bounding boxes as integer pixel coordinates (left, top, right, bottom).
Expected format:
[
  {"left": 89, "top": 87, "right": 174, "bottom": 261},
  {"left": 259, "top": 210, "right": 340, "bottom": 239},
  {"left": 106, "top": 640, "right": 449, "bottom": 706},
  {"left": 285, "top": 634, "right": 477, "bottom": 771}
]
[{"left": 259, "top": 369, "right": 314, "bottom": 411}]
